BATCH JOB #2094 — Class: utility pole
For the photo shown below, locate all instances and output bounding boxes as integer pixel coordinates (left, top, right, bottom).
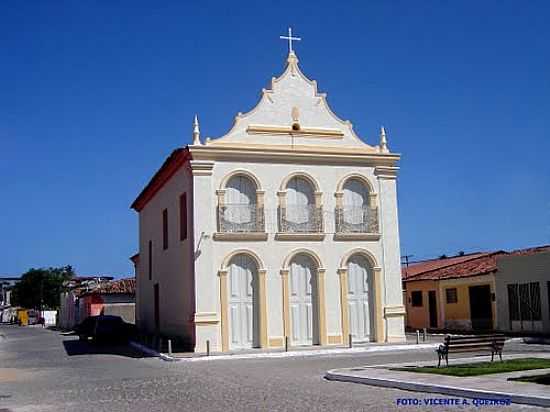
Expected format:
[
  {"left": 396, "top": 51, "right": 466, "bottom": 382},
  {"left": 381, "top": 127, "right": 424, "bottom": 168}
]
[{"left": 401, "top": 254, "right": 414, "bottom": 277}]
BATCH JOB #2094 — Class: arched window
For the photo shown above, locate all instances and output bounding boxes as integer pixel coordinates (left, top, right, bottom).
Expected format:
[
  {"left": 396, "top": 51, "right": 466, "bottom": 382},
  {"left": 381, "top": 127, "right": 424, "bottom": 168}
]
[
  {"left": 280, "top": 176, "right": 321, "bottom": 233},
  {"left": 287, "top": 176, "right": 314, "bottom": 223},
  {"left": 336, "top": 178, "right": 378, "bottom": 233},
  {"left": 343, "top": 178, "right": 369, "bottom": 224},
  {"left": 219, "top": 175, "right": 261, "bottom": 232},
  {"left": 225, "top": 175, "right": 256, "bottom": 207}
]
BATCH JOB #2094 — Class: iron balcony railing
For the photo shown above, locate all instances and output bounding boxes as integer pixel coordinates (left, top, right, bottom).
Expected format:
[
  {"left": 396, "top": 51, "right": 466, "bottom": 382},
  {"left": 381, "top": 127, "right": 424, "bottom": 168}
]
[
  {"left": 278, "top": 205, "right": 323, "bottom": 233},
  {"left": 217, "top": 204, "right": 265, "bottom": 233},
  {"left": 335, "top": 206, "right": 379, "bottom": 233}
]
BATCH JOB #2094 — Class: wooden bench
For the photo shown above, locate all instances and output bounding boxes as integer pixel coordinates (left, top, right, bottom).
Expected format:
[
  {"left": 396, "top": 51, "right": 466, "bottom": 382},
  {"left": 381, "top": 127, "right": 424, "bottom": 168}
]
[{"left": 436, "top": 334, "right": 506, "bottom": 367}]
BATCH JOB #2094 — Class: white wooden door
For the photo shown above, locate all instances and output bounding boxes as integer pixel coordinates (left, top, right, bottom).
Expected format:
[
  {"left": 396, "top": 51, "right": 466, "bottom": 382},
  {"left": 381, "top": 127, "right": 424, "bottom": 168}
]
[
  {"left": 228, "top": 255, "right": 258, "bottom": 349},
  {"left": 286, "top": 177, "right": 314, "bottom": 224},
  {"left": 343, "top": 179, "right": 368, "bottom": 224},
  {"left": 290, "top": 255, "right": 316, "bottom": 345},
  {"left": 347, "top": 255, "right": 373, "bottom": 342}
]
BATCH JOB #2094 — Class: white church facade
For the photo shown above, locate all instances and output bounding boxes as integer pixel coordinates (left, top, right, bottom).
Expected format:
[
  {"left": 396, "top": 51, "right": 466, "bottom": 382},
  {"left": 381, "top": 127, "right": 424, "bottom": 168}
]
[{"left": 131, "top": 40, "right": 406, "bottom": 352}]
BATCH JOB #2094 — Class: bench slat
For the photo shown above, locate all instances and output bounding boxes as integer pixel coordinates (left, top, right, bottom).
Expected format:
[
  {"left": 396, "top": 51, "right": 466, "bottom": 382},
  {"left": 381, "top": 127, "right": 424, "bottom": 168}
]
[
  {"left": 445, "top": 335, "right": 505, "bottom": 341},
  {"left": 448, "top": 344, "right": 498, "bottom": 350},
  {"left": 447, "top": 346, "right": 498, "bottom": 352},
  {"left": 447, "top": 340, "right": 505, "bottom": 346}
]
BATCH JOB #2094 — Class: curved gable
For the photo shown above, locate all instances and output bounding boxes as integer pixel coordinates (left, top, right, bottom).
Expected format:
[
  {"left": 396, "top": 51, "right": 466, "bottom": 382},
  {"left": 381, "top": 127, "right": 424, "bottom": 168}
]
[{"left": 207, "top": 52, "right": 376, "bottom": 152}]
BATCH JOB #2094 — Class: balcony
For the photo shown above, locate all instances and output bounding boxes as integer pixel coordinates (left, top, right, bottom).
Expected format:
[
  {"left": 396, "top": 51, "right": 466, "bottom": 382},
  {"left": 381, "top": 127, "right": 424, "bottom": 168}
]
[
  {"left": 215, "top": 204, "right": 267, "bottom": 241},
  {"left": 334, "top": 206, "right": 380, "bottom": 241},
  {"left": 276, "top": 205, "right": 325, "bottom": 240}
]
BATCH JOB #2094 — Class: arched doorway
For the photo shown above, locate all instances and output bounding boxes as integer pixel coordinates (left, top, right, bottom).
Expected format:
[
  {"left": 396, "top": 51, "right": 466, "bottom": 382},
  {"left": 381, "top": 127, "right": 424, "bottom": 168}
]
[
  {"left": 289, "top": 254, "right": 319, "bottom": 345},
  {"left": 227, "top": 254, "right": 260, "bottom": 349},
  {"left": 347, "top": 254, "right": 374, "bottom": 342}
]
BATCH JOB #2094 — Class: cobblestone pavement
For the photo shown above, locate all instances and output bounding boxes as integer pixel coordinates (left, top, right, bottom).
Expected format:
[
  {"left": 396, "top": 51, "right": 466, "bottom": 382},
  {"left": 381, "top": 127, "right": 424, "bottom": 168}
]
[{"left": 1, "top": 326, "right": 549, "bottom": 412}]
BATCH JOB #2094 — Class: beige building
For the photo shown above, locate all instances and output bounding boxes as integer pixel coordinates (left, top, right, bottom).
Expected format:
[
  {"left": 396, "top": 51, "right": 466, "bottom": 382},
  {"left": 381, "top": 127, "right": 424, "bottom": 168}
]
[
  {"left": 131, "top": 42, "right": 406, "bottom": 352},
  {"left": 403, "top": 246, "right": 550, "bottom": 334},
  {"left": 496, "top": 249, "right": 550, "bottom": 334}
]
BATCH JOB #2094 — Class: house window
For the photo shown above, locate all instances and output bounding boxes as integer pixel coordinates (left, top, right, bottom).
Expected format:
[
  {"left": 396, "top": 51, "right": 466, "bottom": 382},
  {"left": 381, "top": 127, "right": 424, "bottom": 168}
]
[
  {"left": 411, "top": 291, "right": 423, "bottom": 307},
  {"left": 446, "top": 288, "right": 458, "bottom": 304},
  {"left": 180, "top": 193, "right": 187, "bottom": 241},
  {"left": 508, "top": 282, "right": 541, "bottom": 322},
  {"left": 148, "top": 240, "right": 153, "bottom": 280},
  {"left": 162, "top": 209, "right": 168, "bottom": 250}
]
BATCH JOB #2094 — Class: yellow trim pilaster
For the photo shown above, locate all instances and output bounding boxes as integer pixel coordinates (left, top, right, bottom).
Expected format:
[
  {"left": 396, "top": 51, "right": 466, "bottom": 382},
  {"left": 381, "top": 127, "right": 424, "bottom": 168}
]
[
  {"left": 314, "top": 191, "right": 323, "bottom": 207},
  {"left": 258, "top": 269, "right": 268, "bottom": 348},
  {"left": 368, "top": 193, "right": 378, "bottom": 208},
  {"left": 334, "top": 192, "right": 344, "bottom": 208},
  {"left": 373, "top": 266, "right": 385, "bottom": 343},
  {"left": 337, "top": 268, "right": 350, "bottom": 346},
  {"left": 280, "top": 269, "right": 290, "bottom": 342},
  {"left": 328, "top": 335, "right": 343, "bottom": 344},
  {"left": 268, "top": 337, "right": 284, "bottom": 347},
  {"left": 256, "top": 190, "right": 265, "bottom": 207},
  {"left": 317, "top": 268, "right": 327, "bottom": 346},
  {"left": 218, "top": 269, "right": 229, "bottom": 351},
  {"left": 215, "top": 189, "right": 225, "bottom": 207},
  {"left": 276, "top": 190, "right": 286, "bottom": 208}
]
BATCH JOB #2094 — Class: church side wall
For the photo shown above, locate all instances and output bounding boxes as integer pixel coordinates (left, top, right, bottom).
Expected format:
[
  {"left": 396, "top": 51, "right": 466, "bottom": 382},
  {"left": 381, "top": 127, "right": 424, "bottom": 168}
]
[{"left": 137, "top": 165, "right": 195, "bottom": 345}]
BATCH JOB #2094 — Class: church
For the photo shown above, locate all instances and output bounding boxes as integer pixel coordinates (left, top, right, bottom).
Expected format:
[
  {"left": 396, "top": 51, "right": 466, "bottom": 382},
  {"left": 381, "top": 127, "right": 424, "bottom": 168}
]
[{"left": 131, "top": 30, "right": 406, "bottom": 352}]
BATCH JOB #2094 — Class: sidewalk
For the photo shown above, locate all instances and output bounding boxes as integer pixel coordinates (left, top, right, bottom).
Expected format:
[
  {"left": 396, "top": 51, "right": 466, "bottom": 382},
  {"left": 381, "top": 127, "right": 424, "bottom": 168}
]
[
  {"left": 326, "top": 353, "right": 550, "bottom": 408},
  {"left": 130, "top": 339, "right": 438, "bottom": 362}
]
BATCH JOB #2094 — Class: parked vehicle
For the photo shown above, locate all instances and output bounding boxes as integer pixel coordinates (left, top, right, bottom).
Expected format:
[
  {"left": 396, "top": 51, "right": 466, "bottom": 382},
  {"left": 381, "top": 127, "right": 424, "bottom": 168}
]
[
  {"left": 27, "top": 309, "right": 39, "bottom": 325},
  {"left": 74, "top": 315, "right": 135, "bottom": 344}
]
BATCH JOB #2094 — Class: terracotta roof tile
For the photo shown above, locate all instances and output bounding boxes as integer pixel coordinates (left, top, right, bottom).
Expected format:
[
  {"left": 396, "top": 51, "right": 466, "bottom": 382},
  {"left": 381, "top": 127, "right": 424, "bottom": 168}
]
[
  {"left": 403, "top": 253, "right": 502, "bottom": 282},
  {"left": 403, "top": 245, "right": 550, "bottom": 283},
  {"left": 79, "top": 278, "right": 136, "bottom": 296},
  {"left": 402, "top": 253, "right": 488, "bottom": 279}
]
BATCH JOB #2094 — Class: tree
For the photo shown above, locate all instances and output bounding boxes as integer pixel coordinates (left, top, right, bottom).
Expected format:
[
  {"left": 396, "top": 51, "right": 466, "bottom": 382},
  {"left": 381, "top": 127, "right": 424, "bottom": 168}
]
[{"left": 11, "top": 266, "right": 75, "bottom": 310}]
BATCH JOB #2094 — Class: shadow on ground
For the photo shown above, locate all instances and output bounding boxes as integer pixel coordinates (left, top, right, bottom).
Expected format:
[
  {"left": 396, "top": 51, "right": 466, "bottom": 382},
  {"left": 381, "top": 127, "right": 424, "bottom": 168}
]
[{"left": 62, "top": 339, "right": 152, "bottom": 358}]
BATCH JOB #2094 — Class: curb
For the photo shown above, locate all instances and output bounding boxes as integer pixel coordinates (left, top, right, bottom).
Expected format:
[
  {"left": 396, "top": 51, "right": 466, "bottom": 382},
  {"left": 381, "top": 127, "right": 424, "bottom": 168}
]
[
  {"left": 325, "top": 370, "right": 550, "bottom": 408},
  {"left": 129, "top": 341, "right": 180, "bottom": 362},
  {"left": 132, "top": 342, "right": 437, "bottom": 362}
]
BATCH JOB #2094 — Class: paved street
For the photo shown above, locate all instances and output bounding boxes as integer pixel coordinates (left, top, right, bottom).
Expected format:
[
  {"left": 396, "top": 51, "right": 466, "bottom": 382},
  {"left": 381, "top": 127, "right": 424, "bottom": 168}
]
[{"left": 1, "top": 326, "right": 549, "bottom": 412}]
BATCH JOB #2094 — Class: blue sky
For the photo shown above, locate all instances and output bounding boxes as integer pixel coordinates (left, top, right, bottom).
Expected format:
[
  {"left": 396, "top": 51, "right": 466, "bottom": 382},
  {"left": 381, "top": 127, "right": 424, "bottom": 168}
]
[{"left": 1, "top": 1, "right": 549, "bottom": 277}]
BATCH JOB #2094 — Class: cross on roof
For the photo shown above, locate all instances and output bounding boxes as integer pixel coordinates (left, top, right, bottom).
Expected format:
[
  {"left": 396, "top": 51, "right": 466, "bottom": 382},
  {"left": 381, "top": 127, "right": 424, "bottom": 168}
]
[{"left": 279, "top": 27, "right": 301, "bottom": 54}]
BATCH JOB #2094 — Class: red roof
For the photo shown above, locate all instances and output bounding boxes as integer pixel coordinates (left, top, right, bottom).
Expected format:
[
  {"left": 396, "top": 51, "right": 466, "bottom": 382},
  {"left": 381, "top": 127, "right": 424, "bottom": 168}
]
[
  {"left": 403, "top": 245, "right": 550, "bottom": 282},
  {"left": 402, "top": 253, "right": 489, "bottom": 279},
  {"left": 131, "top": 148, "right": 190, "bottom": 211},
  {"left": 80, "top": 278, "right": 136, "bottom": 296}
]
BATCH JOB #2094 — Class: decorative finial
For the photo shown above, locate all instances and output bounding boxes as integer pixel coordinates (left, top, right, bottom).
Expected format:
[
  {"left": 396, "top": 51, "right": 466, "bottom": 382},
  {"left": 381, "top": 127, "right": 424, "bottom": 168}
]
[
  {"left": 280, "top": 27, "right": 301, "bottom": 55},
  {"left": 192, "top": 114, "right": 201, "bottom": 145},
  {"left": 379, "top": 126, "right": 389, "bottom": 153}
]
